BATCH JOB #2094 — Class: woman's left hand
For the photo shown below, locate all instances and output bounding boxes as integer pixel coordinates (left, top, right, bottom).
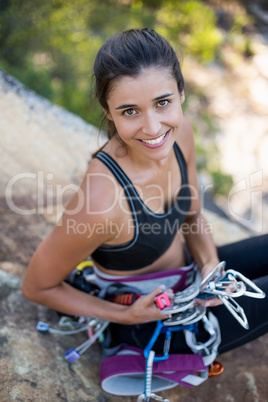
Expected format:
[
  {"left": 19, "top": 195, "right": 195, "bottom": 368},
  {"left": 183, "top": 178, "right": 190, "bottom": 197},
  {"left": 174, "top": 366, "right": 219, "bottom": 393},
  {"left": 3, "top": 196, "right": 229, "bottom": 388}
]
[{"left": 195, "top": 262, "right": 223, "bottom": 308}]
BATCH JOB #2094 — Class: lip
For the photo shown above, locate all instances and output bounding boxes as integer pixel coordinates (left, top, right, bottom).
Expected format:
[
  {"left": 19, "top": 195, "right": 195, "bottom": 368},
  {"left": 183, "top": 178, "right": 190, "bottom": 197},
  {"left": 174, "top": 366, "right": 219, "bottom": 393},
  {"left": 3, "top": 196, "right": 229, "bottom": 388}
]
[{"left": 138, "top": 129, "right": 171, "bottom": 149}]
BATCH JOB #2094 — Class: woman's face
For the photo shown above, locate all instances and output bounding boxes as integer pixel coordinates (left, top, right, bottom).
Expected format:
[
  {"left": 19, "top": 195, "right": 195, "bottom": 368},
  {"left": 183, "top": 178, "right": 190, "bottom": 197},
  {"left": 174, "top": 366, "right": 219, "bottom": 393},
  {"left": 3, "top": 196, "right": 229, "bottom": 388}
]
[{"left": 106, "top": 67, "right": 185, "bottom": 161}]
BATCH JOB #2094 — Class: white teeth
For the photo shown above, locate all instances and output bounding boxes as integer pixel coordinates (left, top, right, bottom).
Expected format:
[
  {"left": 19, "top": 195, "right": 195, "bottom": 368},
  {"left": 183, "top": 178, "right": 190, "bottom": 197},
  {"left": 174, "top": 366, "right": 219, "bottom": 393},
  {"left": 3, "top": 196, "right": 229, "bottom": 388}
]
[{"left": 141, "top": 132, "right": 166, "bottom": 145}]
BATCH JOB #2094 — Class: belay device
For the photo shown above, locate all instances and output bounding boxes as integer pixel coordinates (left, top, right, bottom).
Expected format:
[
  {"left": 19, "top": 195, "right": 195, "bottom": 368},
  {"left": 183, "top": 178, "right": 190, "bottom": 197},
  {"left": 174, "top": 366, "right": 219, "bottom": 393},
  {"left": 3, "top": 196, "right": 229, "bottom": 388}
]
[{"left": 36, "top": 261, "right": 265, "bottom": 402}]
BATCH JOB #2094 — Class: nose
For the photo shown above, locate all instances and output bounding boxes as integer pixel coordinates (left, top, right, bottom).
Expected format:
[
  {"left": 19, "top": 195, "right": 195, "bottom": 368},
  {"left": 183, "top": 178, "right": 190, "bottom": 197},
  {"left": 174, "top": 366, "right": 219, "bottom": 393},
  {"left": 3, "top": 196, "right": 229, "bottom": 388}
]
[{"left": 141, "top": 111, "right": 161, "bottom": 136}]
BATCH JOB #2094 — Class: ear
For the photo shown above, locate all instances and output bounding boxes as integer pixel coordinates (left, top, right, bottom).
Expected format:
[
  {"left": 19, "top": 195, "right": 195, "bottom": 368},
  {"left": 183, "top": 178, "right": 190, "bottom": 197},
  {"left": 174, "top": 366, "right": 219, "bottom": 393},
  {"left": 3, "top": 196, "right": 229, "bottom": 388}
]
[
  {"left": 103, "top": 108, "right": 113, "bottom": 121},
  {"left": 180, "top": 90, "right": 185, "bottom": 104}
]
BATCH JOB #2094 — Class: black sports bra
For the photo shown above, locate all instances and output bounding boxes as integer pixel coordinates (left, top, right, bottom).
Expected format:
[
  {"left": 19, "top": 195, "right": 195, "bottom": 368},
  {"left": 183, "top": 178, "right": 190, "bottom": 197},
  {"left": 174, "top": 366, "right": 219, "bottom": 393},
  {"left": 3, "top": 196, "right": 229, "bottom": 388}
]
[{"left": 91, "top": 142, "right": 191, "bottom": 271}]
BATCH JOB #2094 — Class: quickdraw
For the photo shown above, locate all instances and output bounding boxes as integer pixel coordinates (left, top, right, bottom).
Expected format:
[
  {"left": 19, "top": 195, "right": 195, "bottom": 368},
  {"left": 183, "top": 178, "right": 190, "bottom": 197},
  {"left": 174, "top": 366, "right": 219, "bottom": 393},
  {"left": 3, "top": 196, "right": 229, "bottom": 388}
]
[
  {"left": 198, "top": 261, "right": 265, "bottom": 330},
  {"left": 36, "top": 316, "right": 109, "bottom": 363}
]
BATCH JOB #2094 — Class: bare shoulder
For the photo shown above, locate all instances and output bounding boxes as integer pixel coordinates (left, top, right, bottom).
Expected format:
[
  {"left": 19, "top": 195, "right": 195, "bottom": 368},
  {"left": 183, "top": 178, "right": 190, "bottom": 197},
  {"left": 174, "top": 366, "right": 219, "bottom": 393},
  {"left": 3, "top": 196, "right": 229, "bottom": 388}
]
[
  {"left": 22, "top": 153, "right": 124, "bottom": 291},
  {"left": 29, "top": 155, "right": 122, "bottom": 279},
  {"left": 78, "top": 156, "right": 120, "bottom": 218}
]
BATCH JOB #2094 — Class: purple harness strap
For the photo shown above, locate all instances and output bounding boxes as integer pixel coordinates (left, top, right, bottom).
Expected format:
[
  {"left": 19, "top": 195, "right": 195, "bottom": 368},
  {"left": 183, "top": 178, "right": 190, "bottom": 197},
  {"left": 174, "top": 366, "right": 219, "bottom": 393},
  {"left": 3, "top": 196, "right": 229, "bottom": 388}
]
[
  {"left": 100, "top": 346, "right": 206, "bottom": 396},
  {"left": 93, "top": 263, "right": 196, "bottom": 294}
]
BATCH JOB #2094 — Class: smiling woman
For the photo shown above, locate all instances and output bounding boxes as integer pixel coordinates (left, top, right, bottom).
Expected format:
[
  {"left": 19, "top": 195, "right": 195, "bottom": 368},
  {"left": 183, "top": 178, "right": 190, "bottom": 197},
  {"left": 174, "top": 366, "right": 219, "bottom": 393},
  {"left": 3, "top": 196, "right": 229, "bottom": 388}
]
[
  {"left": 105, "top": 68, "right": 184, "bottom": 159},
  {"left": 22, "top": 28, "right": 268, "bottom": 398}
]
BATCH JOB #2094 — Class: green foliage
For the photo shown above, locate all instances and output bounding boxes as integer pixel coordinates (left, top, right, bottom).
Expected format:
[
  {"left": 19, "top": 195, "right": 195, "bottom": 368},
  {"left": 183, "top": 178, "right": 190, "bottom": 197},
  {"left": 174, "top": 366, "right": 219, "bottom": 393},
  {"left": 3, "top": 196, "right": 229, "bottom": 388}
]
[
  {"left": 155, "top": 0, "right": 223, "bottom": 62},
  {"left": 0, "top": 0, "right": 223, "bottom": 128},
  {"left": 210, "top": 170, "right": 234, "bottom": 196}
]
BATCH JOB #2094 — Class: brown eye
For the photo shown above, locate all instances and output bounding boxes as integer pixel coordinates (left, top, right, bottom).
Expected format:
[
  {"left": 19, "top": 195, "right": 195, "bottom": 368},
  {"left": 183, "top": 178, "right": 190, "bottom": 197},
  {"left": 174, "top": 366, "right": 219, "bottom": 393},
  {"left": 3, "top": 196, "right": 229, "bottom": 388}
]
[
  {"left": 158, "top": 100, "right": 169, "bottom": 107},
  {"left": 124, "top": 108, "right": 136, "bottom": 116}
]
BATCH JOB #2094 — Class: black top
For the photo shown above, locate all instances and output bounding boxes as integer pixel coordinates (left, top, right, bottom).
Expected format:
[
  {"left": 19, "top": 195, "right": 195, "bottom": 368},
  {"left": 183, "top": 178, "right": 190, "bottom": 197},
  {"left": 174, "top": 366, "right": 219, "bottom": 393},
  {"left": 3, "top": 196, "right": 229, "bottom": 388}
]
[{"left": 91, "top": 142, "right": 191, "bottom": 271}]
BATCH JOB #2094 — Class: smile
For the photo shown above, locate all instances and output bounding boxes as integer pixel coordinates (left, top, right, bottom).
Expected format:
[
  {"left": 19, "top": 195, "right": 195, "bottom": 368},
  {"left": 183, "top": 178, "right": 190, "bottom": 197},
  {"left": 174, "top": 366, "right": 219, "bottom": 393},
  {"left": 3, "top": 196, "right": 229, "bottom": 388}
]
[{"left": 139, "top": 130, "right": 170, "bottom": 146}]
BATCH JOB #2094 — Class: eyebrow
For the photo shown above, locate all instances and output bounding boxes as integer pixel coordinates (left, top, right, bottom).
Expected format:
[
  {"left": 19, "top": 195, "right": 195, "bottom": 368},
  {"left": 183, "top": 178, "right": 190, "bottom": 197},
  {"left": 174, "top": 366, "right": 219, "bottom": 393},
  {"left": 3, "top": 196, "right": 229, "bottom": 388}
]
[{"left": 115, "top": 93, "right": 174, "bottom": 110}]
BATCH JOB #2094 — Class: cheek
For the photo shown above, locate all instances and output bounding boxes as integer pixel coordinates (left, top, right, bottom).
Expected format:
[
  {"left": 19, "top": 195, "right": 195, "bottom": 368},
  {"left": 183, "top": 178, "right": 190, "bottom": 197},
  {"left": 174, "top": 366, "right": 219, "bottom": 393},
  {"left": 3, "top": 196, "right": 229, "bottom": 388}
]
[
  {"left": 168, "top": 108, "right": 183, "bottom": 126},
  {"left": 114, "top": 119, "right": 137, "bottom": 140}
]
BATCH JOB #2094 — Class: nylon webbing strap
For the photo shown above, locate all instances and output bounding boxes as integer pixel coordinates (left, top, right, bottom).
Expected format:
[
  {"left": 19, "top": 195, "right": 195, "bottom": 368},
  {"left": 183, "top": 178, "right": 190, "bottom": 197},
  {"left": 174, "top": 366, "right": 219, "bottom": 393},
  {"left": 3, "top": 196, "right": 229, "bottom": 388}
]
[{"left": 100, "top": 346, "right": 207, "bottom": 396}]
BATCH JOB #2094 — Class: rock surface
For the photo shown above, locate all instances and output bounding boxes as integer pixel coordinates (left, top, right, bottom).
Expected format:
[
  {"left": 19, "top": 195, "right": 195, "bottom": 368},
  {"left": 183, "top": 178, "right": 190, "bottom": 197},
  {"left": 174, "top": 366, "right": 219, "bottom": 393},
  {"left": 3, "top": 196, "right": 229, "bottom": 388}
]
[
  {"left": 1, "top": 71, "right": 267, "bottom": 402},
  {"left": 0, "top": 69, "right": 106, "bottom": 198}
]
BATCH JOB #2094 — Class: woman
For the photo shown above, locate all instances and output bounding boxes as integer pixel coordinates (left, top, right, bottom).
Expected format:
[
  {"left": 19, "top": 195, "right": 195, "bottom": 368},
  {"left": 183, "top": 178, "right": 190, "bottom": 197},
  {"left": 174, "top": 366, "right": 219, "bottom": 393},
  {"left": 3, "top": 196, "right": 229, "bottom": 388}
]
[{"left": 22, "top": 28, "right": 268, "bottom": 359}]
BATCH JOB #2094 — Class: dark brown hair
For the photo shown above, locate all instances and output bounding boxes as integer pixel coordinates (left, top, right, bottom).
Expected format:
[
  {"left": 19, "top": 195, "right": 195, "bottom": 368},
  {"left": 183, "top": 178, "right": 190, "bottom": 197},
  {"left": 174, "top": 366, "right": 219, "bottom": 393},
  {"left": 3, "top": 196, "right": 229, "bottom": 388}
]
[{"left": 93, "top": 28, "right": 184, "bottom": 140}]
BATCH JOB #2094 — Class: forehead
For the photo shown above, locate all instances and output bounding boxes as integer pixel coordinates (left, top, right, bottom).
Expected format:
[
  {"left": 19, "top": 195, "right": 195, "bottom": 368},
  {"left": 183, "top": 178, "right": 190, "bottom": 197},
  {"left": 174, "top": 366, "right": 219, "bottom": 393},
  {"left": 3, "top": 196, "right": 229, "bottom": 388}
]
[{"left": 107, "top": 67, "right": 178, "bottom": 103}]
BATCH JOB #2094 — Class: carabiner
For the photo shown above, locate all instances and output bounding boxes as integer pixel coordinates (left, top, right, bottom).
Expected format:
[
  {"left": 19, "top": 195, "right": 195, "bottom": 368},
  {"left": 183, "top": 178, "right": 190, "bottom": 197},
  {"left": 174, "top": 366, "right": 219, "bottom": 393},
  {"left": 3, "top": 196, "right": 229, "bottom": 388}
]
[
  {"left": 219, "top": 295, "right": 249, "bottom": 330},
  {"left": 202, "top": 280, "right": 246, "bottom": 298},
  {"left": 226, "top": 270, "right": 266, "bottom": 299},
  {"left": 185, "top": 315, "right": 217, "bottom": 353},
  {"left": 200, "top": 261, "right": 226, "bottom": 289},
  {"left": 209, "top": 361, "right": 224, "bottom": 377}
]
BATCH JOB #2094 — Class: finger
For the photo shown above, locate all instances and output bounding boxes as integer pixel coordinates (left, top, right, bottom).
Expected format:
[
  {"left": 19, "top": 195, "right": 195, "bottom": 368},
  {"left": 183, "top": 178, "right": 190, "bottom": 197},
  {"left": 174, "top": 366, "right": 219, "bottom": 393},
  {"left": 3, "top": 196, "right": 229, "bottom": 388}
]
[
  {"left": 149, "top": 284, "right": 167, "bottom": 300},
  {"left": 195, "top": 296, "right": 222, "bottom": 308},
  {"left": 145, "top": 285, "right": 173, "bottom": 311},
  {"left": 165, "top": 288, "right": 174, "bottom": 301},
  {"left": 137, "top": 285, "right": 166, "bottom": 309}
]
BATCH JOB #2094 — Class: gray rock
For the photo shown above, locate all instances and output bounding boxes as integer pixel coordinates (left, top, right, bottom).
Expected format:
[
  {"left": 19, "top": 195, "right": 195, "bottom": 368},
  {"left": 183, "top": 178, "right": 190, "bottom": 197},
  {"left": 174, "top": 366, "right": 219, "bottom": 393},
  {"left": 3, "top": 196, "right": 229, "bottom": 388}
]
[
  {"left": 0, "top": 69, "right": 106, "bottom": 199},
  {"left": 0, "top": 269, "right": 22, "bottom": 289}
]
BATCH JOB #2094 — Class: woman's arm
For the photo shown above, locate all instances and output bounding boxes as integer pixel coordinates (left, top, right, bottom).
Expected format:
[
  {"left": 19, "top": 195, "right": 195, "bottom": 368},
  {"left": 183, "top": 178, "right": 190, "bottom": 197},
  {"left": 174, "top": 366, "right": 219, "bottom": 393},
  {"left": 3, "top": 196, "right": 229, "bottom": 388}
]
[
  {"left": 22, "top": 233, "right": 168, "bottom": 324},
  {"left": 22, "top": 162, "right": 168, "bottom": 324}
]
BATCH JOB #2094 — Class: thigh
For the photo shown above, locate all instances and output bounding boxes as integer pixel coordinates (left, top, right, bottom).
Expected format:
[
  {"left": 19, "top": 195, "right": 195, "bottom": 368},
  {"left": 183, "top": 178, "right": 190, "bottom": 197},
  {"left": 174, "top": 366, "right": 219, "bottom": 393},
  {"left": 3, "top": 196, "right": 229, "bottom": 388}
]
[{"left": 217, "top": 234, "right": 268, "bottom": 279}]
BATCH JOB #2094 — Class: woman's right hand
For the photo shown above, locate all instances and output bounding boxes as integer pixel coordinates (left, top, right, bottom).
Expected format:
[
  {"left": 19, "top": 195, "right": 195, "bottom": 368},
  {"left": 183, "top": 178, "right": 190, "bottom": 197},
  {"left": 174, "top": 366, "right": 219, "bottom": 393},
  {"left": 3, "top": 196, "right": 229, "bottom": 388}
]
[{"left": 122, "top": 285, "right": 173, "bottom": 325}]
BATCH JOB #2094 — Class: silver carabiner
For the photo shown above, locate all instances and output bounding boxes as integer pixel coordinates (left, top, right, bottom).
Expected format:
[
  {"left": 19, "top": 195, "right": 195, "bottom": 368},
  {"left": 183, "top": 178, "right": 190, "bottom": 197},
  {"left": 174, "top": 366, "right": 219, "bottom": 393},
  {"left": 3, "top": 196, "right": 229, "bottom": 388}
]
[
  {"left": 203, "top": 280, "right": 246, "bottom": 298},
  {"left": 185, "top": 315, "right": 217, "bottom": 353},
  {"left": 219, "top": 295, "right": 249, "bottom": 330},
  {"left": 225, "top": 270, "right": 266, "bottom": 299},
  {"left": 200, "top": 261, "right": 226, "bottom": 289}
]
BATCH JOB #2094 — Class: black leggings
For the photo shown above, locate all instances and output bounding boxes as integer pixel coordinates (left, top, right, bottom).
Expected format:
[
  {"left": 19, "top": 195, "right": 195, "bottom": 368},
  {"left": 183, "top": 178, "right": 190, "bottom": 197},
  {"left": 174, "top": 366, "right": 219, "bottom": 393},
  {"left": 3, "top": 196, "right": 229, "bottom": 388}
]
[
  {"left": 216, "top": 234, "right": 268, "bottom": 353},
  {"left": 110, "top": 234, "right": 268, "bottom": 355}
]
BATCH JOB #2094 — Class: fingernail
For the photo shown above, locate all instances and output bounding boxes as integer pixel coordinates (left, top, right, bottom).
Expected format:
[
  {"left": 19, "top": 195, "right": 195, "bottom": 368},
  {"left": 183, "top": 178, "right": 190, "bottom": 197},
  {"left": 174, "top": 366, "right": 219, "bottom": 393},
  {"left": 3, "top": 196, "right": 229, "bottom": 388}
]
[{"left": 160, "top": 284, "right": 166, "bottom": 292}]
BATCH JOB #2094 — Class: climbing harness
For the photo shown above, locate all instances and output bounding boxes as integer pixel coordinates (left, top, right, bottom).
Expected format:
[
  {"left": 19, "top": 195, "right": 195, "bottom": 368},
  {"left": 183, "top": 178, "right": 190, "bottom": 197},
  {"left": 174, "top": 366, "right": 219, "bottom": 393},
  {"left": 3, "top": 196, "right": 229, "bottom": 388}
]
[{"left": 35, "top": 260, "right": 265, "bottom": 401}]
